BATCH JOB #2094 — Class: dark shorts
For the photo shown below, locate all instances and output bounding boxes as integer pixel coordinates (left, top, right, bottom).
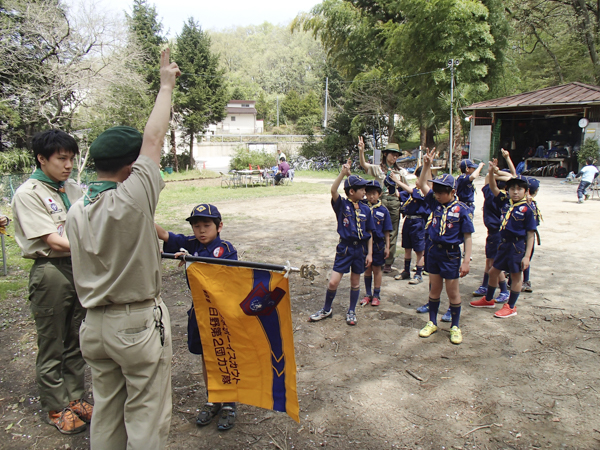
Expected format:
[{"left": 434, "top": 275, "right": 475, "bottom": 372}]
[
  {"left": 401, "top": 217, "right": 426, "bottom": 252},
  {"left": 425, "top": 242, "right": 461, "bottom": 279},
  {"left": 372, "top": 239, "right": 386, "bottom": 267},
  {"left": 187, "top": 305, "right": 203, "bottom": 355},
  {"left": 493, "top": 237, "right": 526, "bottom": 274},
  {"left": 485, "top": 230, "right": 501, "bottom": 260},
  {"left": 332, "top": 240, "right": 367, "bottom": 274}
]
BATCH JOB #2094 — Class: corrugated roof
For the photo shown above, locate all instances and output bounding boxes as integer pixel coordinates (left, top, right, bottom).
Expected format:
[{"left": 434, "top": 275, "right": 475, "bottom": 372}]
[
  {"left": 229, "top": 100, "right": 256, "bottom": 104},
  {"left": 227, "top": 107, "right": 257, "bottom": 114},
  {"left": 467, "top": 82, "right": 600, "bottom": 110}
]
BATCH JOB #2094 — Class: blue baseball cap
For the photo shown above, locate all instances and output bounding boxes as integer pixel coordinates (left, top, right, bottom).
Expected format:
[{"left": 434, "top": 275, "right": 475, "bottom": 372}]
[
  {"left": 344, "top": 175, "right": 368, "bottom": 190},
  {"left": 505, "top": 175, "right": 528, "bottom": 189},
  {"left": 460, "top": 159, "right": 478, "bottom": 170},
  {"left": 525, "top": 176, "right": 540, "bottom": 194},
  {"left": 186, "top": 204, "right": 221, "bottom": 221},
  {"left": 429, "top": 173, "right": 456, "bottom": 189},
  {"left": 366, "top": 180, "right": 382, "bottom": 192}
]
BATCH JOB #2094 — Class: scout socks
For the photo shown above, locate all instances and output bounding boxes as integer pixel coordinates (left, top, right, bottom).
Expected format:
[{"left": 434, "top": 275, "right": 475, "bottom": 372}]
[
  {"left": 499, "top": 280, "right": 508, "bottom": 294},
  {"left": 428, "top": 298, "right": 440, "bottom": 325},
  {"left": 523, "top": 267, "right": 530, "bottom": 283},
  {"left": 349, "top": 287, "right": 360, "bottom": 312},
  {"left": 481, "top": 272, "right": 489, "bottom": 288},
  {"left": 486, "top": 286, "right": 497, "bottom": 302},
  {"left": 508, "top": 290, "right": 520, "bottom": 308},
  {"left": 450, "top": 304, "right": 461, "bottom": 328},
  {"left": 404, "top": 259, "right": 411, "bottom": 273},
  {"left": 416, "top": 266, "right": 423, "bottom": 277},
  {"left": 373, "top": 287, "right": 381, "bottom": 298},
  {"left": 323, "top": 289, "right": 336, "bottom": 312},
  {"left": 364, "top": 275, "right": 373, "bottom": 296}
]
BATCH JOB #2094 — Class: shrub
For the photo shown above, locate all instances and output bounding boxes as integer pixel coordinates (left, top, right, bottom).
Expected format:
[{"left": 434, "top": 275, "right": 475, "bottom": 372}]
[
  {"left": 578, "top": 138, "right": 600, "bottom": 166},
  {"left": 229, "top": 147, "right": 278, "bottom": 171},
  {"left": 0, "top": 149, "right": 35, "bottom": 174}
]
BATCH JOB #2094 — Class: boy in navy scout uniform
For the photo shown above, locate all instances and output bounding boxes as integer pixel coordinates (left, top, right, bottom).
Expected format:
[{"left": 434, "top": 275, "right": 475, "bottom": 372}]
[
  {"left": 456, "top": 159, "right": 485, "bottom": 214},
  {"left": 155, "top": 204, "right": 238, "bottom": 431},
  {"left": 470, "top": 162, "right": 537, "bottom": 318},
  {"left": 417, "top": 148, "right": 474, "bottom": 345},
  {"left": 472, "top": 164, "right": 515, "bottom": 303},
  {"left": 393, "top": 166, "right": 430, "bottom": 286},
  {"left": 520, "top": 176, "right": 541, "bottom": 293},
  {"left": 360, "top": 180, "right": 392, "bottom": 306},
  {"left": 309, "top": 160, "right": 374, "bottom": 326},
  {"left": 12, "top": 130, "right": 92, "bottom": 434}
]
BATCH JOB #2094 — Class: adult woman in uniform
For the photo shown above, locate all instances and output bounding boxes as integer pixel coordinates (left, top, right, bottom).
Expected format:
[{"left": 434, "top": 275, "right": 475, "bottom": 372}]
[{"left": 358, "top": 137, "right": 408, "bottom": 273}]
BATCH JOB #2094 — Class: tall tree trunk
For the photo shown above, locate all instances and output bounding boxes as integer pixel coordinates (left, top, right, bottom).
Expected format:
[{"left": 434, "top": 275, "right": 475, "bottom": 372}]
[
  {"left": 188, "top": 131, "right": 195, "bottom": 169},
  {"left": 170, "top": 107, "right": 178, "bottom": 172},
  {"left": 387, "top": 111, "right": 395, "bottom": 143},
  {"left": 573, "top": 0, "right": 600, "bottom": 83},
  {"left": 453, "top": 113, "right": 463, "bottom": 169}
]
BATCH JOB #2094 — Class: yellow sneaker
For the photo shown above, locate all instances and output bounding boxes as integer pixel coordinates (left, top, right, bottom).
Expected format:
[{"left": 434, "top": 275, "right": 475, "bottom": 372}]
[
  {"left": 419, "top": 321, "right": 438, "bottom": 338},
  {"left": 450, "top": 326, "right": 462, "bottom": 345}
]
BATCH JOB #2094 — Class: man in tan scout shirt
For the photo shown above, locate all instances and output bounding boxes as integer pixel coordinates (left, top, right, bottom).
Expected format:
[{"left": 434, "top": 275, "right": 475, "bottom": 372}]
[
  {"left": 11, "top": 130, "right": 93, "bottom": 434},
  {"left": 66, "top": 49, "right": 180, "bottom": 449}
]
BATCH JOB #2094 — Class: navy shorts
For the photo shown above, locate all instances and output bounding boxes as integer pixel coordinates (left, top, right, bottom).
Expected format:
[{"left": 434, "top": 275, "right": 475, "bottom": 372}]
[
  {"left": 493, "top": 237, "right": 526, "bottom": 274},
  {"left": 485, "top": 230, "right": 501, "bottom": 260},
  {"left": 425, "top": 241, "right": 461, "bottom": 279},
  {"left": 187, "top": 304, "right": 203, "bottom": 355},
  {"left": 372, "top": 239, "right": 386, "bottom": 267},
  {"left": 401, "top": 217, "right": 426, "bottom": 252},
  {"left": 332, "top": 240, "right": 367, "bottom": 274}
]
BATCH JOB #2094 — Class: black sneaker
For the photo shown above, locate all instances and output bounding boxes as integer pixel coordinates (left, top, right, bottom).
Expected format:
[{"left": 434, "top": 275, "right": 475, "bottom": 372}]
[
  {"left": 309, "top": 308, "right": 332, "bottom": 321},
  {"left": 394, "top": 271, "right": 411, "bottom": 280}
]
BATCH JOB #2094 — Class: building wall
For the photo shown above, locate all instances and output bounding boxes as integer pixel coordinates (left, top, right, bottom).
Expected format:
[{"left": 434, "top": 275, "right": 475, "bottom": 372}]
[
  {"left": 219, "top": 113, "right": 255, "bottom": 134},
  {"left": 470, "top": 125, "right": 492, "bottom": 169}
]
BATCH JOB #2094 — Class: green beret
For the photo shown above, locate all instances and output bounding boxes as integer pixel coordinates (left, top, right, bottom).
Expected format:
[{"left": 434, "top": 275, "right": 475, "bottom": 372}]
[
  {"left": 90, "top": 126, "right": 142, "bottom": 160},
  {"left": 383, "top": 143, "right": 402, "bottom": 154}
]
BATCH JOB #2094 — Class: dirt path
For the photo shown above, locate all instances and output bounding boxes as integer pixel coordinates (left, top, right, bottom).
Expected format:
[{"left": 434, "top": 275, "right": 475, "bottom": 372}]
[{"left": 2, "top": 177, "right": 600, "bottom": 449}]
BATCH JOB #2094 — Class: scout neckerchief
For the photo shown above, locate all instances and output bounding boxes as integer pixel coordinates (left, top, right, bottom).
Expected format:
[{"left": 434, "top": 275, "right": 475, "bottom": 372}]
[
  {"left": 438, "top": 198, "right": 459, "bottom": 236},
  {"left": 349, "top": 199, "right": 364, "bottom": 240},
  {"left": 532, "top": 199, "right": 543, "bottom": 223},
  {"left": 30, "top": 168, "right": 72, "bottom": 211},
  {"left": 500, "top": 198, "right": 528, "bottom": 231},
  {"left": 84, "top": 181, "right": 117, "bottom": 206},
  {"left": 367, "top": 199, "right": 382, "bottom": 211}
]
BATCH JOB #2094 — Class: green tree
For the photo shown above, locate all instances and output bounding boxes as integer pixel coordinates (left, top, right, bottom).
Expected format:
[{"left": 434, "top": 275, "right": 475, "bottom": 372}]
[
  {"left": 174, "top": 18, "right": 228, "bottom": 167},
  {"left": 281, "top": 90, "right": 302, "bottom": 122}
]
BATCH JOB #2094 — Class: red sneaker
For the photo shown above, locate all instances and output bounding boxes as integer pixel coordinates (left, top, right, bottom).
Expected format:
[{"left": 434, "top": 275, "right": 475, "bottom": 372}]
[
  {"left": 494, "top": 303, "right": 517, "bottom": 318},
  {"left": 470, "top": 297, "right": 496, "bottom": 308},
  {"left": 360, "top": 296, "right": 371, "bottom": 306},
  {"left": 371, "top": 297, "right": 380, "bottom": 306}
]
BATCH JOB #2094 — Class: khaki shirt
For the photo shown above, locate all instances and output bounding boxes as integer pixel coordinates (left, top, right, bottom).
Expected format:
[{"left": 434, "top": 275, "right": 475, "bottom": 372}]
[
  {"left": 12, "top": 178, "right": 83, "bottom": 259},
  {"left": 66, "top": 156, "right": 165, "bottom": 308},
  {"left": 366, "top": 164, "right": 408, "bottom": 196}
]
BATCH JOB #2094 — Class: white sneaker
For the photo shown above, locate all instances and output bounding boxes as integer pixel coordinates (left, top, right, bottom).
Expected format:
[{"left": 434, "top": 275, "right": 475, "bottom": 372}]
[{"left": 309, "top": 308, "right": 332, "bottom": 322}]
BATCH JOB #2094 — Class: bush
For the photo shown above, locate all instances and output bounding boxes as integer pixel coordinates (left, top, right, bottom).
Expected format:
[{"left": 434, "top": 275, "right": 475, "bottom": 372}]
[
  {"left": 578, "top": 138, "right": 600, "bottom": 166},
  {"left": 0, "top": 149, "right": 35, "bottom": 174},
  {"left": 229, "top": 147, "right": 278, "bottom": 171},
  {"left": 161, "top": 150, "right": 192, "bottom": 171}
]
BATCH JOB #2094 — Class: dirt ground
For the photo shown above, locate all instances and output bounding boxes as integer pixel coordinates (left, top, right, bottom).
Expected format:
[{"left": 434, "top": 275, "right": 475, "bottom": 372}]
[{"left": 2, "top": 176, "right": 600, "bottom": 449}]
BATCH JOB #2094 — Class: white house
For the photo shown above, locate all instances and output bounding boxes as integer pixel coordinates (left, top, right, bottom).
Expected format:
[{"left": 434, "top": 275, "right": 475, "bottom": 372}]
[{"left": 213, "top": 100, "right": 264, "bottom": 134}]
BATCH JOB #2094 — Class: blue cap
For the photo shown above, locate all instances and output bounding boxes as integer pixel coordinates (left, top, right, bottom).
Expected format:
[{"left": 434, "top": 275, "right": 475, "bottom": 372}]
[
  {"left": 186, "top": 204, "right": 221, "bottom": 221},
  {"left": 366, "top": 180, "right": 382, "bottom": 192},
  {"left": 429, "top": 173, "right": 456, "bottom": 189},
  {"left": 505, "top": 175, "right": 528, "bottom": 189},
  {"left": 525, "top": 176, "right": 540, "bottom": 193},
  {"left": 460, "top": 159, "right": 478, "bottom": 170},
  {"left": 344, "top": 175, "right": 368, "bottom": 190},
  {"left": 383, "top": 175, "right": 397, "bottom": 194}
]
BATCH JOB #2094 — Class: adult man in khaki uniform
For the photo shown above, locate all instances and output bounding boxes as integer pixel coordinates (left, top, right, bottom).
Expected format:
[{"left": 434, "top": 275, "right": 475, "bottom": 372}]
[
  {"left": 66, "top": 50, "right": 180, "bottom": 449},
  {"left": 12, "top": 130, "right": 92, "bottom": 434}
]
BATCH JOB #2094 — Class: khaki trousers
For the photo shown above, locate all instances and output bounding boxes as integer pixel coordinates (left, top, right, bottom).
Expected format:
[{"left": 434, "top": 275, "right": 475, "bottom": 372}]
[
  {"left": 382, "top": 195, "right": 401, "bottom": 266},
  {"left": 28, "top": 257, "right": 86, "bottom": 411},
  {"left": 80, "top": 299, "right": 172, "bottom": 450}
]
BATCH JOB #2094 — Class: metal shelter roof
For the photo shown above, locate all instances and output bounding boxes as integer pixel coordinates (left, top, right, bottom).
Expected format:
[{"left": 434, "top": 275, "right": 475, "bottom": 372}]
[{"left": 466, "top": 82, "right": 600, "bottom": 111}]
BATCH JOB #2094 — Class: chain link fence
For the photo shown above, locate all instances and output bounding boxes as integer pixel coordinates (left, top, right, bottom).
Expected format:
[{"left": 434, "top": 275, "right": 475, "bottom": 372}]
[{"left": 0, "top": 170, "right": 97, "bottom": 203}]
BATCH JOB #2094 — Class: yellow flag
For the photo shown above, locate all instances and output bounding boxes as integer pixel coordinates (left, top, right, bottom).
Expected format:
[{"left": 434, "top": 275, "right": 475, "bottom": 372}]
[{"left": 187, "top": 262, "right": 300, "bottom": 422}]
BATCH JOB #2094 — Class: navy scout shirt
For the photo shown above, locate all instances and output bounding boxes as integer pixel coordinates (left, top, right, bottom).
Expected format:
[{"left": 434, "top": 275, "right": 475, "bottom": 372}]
[
  {"left": 332, "top": 196, "right": 375, "bottom": 241},
  {"left": 403, "top": 188, "right": 430, "bottom": 216},
  {"left": 366, "top": 202, "right": 393, "bottom": 242},
  {"left": 494, "top": 195, "right": 537, "bottom": 238},
  {"left": 482, "top": 185, "right": 506, "bottom": 233},
  {"left": 164, "top": 233, "right": 238, "bottom": 260},
  {"left": 456, "top": 174, "right": 476, "bottom": 204},
  {"left": 424, "top": 191, "right": 475, "bottom": 245}
]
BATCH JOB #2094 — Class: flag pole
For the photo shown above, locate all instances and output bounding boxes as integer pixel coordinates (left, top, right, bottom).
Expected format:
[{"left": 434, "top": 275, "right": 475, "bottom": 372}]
[{"left": 161, "top": 253, "right": 299, "bottom": 273}]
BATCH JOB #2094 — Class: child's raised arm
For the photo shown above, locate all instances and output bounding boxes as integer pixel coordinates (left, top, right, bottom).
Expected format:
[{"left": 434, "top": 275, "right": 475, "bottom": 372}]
[
  {"left": 501, "top": 148, "right": 517, "bottom": 176},
  {"left": 488, "top": 160, "right": 501, "bottom": 196},
  {"left": 419, "top": 147, "right": 436, "bottom": 196},
  {"left": 469, "top": 162, "right": 485, "bottom": 181},
  {"left": 331, "top": 159, "right": 351, "bottom": 201}
]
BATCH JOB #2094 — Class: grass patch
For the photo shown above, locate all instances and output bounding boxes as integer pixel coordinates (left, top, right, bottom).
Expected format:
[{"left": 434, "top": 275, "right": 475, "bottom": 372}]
[
  {"left": 294, "top": 170, "right": 339, "bottom": 179},
  {"left": 162, "top": 169, "right": 219, "bottom": 181}
]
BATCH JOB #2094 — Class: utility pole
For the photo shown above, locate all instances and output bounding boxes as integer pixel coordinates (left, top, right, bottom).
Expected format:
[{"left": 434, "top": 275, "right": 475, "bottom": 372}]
[
  {"left": 276, "top": 95, "right": 279, "bottom": 128},
  {"left": 323, "top": 77, "right": 328, "bottom": 128},
  {"left": 447, "top": 58, "right": 459, "bottom": 172}
]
